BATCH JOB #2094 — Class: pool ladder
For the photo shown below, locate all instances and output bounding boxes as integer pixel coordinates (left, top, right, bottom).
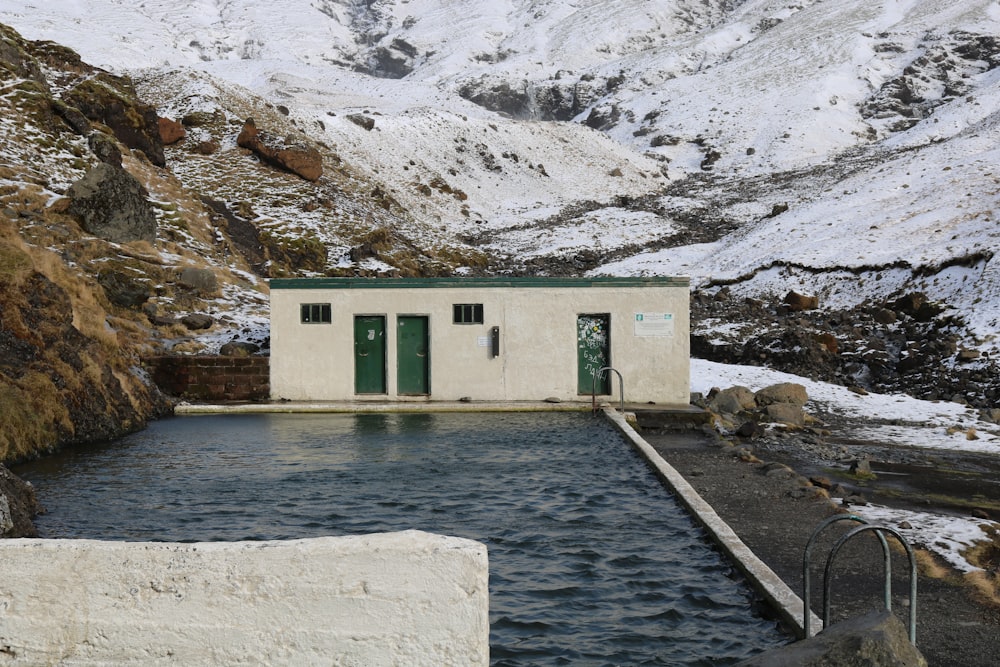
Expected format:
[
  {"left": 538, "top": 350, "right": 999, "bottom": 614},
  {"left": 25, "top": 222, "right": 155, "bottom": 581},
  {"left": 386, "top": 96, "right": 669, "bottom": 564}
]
[
  {"left": 591, "top": 366, "right": 624, "bottom": 413},
  {"left": 803, "top": 515, "right": 917, "bottom": 644}
]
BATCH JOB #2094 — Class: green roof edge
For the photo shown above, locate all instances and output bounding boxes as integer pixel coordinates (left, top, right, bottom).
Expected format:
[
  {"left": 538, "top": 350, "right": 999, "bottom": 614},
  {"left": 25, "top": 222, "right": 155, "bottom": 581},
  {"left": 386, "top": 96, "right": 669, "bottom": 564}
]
[{"left": 268, "top": 276, "right": 690, "bottom": 290}]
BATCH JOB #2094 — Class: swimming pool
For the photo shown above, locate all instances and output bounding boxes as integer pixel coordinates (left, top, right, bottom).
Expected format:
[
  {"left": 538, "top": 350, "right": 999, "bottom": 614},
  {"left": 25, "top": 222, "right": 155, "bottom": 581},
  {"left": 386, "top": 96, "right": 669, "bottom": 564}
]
[{"left": 16, "top": 411, "right": 788, "bottom": 664}]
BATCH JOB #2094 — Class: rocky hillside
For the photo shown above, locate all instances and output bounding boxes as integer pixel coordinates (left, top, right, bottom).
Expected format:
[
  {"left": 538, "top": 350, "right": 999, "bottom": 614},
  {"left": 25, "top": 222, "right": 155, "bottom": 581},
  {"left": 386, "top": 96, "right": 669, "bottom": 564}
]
[
  {"left": 2, "top": 0, "right": 1000, "bottom": 460},
  {"left": 0, "top": 21, "right": 519, "bottom": 463}
]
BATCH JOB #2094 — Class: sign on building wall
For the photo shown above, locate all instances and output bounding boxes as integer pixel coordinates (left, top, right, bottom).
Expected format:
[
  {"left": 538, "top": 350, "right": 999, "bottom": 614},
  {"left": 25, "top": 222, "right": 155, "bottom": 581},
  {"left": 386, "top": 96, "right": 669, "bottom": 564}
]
[{"left": 634, "top": 312, "right": 675, "bottom": 337}]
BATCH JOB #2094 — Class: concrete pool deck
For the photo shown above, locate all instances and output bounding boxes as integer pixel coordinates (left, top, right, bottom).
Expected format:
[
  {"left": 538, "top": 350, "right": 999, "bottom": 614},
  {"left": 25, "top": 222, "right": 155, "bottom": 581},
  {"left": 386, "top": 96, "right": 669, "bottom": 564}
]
[{"left": 173, "top": 399, "right": 818, "bottom": 637}]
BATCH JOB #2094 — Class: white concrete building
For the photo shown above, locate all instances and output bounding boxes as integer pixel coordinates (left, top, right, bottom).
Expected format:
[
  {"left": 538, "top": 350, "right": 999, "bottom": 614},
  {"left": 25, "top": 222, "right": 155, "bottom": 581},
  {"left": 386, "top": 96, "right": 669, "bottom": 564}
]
[{"left": 269, "top": 277, "right": 690, "bottom": 405}]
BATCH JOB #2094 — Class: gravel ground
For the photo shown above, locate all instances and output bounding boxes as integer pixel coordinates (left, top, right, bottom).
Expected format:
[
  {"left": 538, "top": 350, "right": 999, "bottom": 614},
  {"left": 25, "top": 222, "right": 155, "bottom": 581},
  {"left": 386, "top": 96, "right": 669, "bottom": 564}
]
[{"left": 639, "top": 425, "right": 1000, "bottom": 667}]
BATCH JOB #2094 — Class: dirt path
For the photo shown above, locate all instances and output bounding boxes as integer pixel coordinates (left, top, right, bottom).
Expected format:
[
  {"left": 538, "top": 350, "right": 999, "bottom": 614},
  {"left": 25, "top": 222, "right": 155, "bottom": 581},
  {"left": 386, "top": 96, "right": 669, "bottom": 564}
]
[{"left": 640, "top": 427, "right": 1000, "bottom": 667}]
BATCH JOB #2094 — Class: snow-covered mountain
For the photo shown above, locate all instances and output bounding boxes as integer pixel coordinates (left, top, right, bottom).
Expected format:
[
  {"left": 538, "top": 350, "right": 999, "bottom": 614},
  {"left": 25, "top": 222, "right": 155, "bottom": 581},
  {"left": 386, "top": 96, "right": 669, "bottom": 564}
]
[{"left": 2, "top": 0, "right": 999, "bottom": 407}]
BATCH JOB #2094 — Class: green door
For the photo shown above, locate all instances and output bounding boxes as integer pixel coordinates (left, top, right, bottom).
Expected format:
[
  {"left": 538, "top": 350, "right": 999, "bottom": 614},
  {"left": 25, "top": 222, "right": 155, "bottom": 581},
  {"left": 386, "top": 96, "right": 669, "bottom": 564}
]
[
  {"left": 577, "top": 314, "right": 610, "bottom": 394},
  {"left": 354, "top": 315, "right": 386, "bottom": 394},
  {"left": 397, "top": 316, "right": 429, "bottom": 395}
]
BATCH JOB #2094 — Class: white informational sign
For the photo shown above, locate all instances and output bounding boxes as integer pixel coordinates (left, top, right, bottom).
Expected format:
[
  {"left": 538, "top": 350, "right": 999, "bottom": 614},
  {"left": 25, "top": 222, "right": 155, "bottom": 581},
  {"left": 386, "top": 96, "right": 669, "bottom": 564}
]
[
  {"left": 477, "top": 336, "right": 490, "bottom": 347},
  {"left": 634, "top": 312, "right": 675, "bottom": 337}
]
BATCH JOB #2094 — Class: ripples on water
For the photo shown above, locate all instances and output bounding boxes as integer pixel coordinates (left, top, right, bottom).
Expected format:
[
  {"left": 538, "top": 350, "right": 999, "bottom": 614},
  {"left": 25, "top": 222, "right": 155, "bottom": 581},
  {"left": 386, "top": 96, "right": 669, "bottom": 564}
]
[{"left": 16, "top": 412, "right": 787, "bottom": 665}]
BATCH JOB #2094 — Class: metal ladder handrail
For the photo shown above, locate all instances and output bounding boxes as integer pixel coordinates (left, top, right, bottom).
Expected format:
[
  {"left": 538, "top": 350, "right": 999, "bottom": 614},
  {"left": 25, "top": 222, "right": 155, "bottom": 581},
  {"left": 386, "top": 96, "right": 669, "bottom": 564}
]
[
  {"left": 823, "top": 523, "right": 918, "bottom": 645},
  {"left": 592, "top": 366, "right": 624, "bottom": 413},
  {"left": 802, "top": 514, "right": 891, "bottom": 638}
]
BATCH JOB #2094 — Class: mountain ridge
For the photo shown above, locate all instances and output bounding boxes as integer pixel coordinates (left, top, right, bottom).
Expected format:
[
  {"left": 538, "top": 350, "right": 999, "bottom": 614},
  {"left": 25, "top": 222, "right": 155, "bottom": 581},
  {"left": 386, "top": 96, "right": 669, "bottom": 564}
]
[{"left": 1, "top": 1, "right": 999, "bottom": 459}]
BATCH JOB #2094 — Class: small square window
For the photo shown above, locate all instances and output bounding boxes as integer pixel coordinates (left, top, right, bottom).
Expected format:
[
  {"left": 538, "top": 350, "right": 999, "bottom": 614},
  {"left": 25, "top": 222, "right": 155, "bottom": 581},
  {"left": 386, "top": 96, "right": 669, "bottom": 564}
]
[
  {"left": 453, "top": 303, "right": 484, "bottom": 324},
  {"left": 300, "top": 303, "right": 332, "bottom": 324}
]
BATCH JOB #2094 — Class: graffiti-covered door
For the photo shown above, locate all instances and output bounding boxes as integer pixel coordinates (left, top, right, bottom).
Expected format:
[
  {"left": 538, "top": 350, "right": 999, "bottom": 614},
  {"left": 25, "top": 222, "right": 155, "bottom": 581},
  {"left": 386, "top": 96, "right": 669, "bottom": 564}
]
[
  {"left": 354, "top": 315, "right": 386, "bottom": 394},
  {"left": 577, "top": 314, "right": 610, "bottom": 394}
]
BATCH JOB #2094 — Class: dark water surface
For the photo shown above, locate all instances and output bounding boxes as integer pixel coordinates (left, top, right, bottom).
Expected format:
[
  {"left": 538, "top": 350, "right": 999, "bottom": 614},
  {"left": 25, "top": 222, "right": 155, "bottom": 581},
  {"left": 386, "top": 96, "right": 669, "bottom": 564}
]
[{"left": 16, "top": 412, "right": 788, "bottom": 665}]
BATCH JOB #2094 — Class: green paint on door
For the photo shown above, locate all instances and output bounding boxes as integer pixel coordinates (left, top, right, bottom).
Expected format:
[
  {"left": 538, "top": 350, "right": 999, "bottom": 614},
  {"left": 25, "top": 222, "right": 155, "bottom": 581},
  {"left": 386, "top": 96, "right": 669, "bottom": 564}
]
[
  {"left": 577, "top": 314, "right": 610, "bottom": 394},
  {"left": 354, "top": 315, "right": 386, "bottom": 394},
  {"left": 397, "top": 316, "right": 429, "bottom": 395}
]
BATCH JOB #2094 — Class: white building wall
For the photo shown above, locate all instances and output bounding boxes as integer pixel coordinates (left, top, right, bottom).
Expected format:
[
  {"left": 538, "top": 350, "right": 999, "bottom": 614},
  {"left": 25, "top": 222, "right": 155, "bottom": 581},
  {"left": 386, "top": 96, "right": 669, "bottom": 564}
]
[
  {"left": 270, "top": 278, "right": 690, "bottom": 405},
  {"left": 0, "top": 531, "right": 489, "bottom": 666}
]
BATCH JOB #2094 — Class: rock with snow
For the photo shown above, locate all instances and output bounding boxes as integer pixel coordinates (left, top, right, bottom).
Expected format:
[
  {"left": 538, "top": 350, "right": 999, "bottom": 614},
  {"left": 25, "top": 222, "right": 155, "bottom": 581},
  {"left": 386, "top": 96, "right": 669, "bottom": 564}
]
[
  {"left": 181, "top": 313, "right": 214, "bottom": 330},
  {"left": 67, "top": 163, "right": 156, "bottom": 243},
  {"left": 784, "top": 290, "right": 819, "bottom": 312},
  {"left": 158, "top": 116, "right": 186, "bottom": 145},
  {"left": 236, "top": 117, "right": 323, "bottom": 181},
  {"left": 177, "top": 267, "right": 217, "bottom": 293}
]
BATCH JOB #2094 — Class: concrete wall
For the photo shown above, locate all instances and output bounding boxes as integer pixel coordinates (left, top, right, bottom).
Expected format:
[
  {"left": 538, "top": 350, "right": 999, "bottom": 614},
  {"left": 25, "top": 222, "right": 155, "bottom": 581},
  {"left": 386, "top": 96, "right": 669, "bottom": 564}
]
[
  {"left": 270, "top": 277, "right": 690, "bottom": 405},
  {"left": 0, "top": 530, "right": 489, "bottom": 666},
  {"left": 145, "top": 355, "right": 270, "bottom": 401}
]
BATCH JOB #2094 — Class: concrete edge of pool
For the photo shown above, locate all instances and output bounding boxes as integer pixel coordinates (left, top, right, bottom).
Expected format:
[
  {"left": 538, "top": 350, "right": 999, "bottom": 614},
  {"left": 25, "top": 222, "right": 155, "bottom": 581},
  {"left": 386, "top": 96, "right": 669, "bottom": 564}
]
[
  {"left": 601, "top": 407, "right": 822, "bottom": 639},
  {"left": 172, "top": 399, "right": 819, "bottom": 638}
]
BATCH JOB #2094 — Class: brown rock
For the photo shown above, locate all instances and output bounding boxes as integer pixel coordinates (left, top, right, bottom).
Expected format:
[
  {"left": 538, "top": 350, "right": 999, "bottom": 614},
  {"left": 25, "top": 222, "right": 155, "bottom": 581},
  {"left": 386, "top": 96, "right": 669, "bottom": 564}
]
[
  {"left": 193, "top": 140, "right": 219, "bottom": 155},
  {"left": 158, "top": 117, "right": 186, "bottom": 145},
  {"left": 957, "top": 347, "right": 981, "bottom": 361},
  {"left": 237, "top": 118, "right": 323, "bottom": 181},
  {"left": 755, "top": 382, "right": 809, "bottom": 407},
  {"left": 710, "top": 385, "right": 757, "bottom": 415},
  {"left": 765, "top": 403, "right": 806, "bottom": 427},
  {"left": 181, "top": 313, "right": 214, "bottom": 331},
  {"left": 736, "top": 610, "right": 926, "bottom": 666},
  {"left": 815, "top": 332, "right": 838, "bottom": 354},
  {"left": 784, "top": 290, "right": 819, "bottom": 311}
]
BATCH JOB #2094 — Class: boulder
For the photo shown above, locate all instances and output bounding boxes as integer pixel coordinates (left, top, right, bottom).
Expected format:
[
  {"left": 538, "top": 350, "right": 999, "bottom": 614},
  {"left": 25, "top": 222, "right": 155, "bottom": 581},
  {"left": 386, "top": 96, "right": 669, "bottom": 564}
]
[
  {"left": 764, "top": 403, "right": 807, "bottom": 428},
  {"left": 755, "top": 382, "right": 808, "bottom": 407},
  {"left": 815, "top": 332, "right": 838, "bottom": 354},
  {"left": 710, "top": 385, "right": 756, "bottom": 415},
  {"left": 97, "top": 269, "right": 151, "bottom": 309},
  {"left": 88, "top": 131, "right": 122, "bottom": 167},
  {"left": 158, "top": 116, "right": 186, "bottom": 145},
  {"left": 736, "top": 610, "right": 926, "bottom": 666},
  {"left": 346, "top": 113, "right": 375, "bottom": 130},
  {"left": 0, "top": 464, "right": 41, "bottom": 538},
  {"left": 236, "top": 118, "right": 323, "bottom": 181},
  {"left": 177, "top": 267, "right": 217, "bottom": 292},
  {"left": 193, "top": 140, "right": 219, "bottom": 155},
  {"left": 181, "top": 313, "right": 214, "bottom": 331},
  {"left": 51, "top": 99, "right": 91, "bottom": 135},
  {"left": 784, "top": 290, "right": 819, "bottom": 311},
  {"left": 67, "top": 163, "right": 157, "bottom": 243}
]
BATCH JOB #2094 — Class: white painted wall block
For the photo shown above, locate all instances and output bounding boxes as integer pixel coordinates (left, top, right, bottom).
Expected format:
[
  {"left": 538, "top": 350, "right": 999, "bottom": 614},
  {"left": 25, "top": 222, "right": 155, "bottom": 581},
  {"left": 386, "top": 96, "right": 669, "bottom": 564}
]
[{"left": 0, "top": 530, "right": 489, "bottom": 666}]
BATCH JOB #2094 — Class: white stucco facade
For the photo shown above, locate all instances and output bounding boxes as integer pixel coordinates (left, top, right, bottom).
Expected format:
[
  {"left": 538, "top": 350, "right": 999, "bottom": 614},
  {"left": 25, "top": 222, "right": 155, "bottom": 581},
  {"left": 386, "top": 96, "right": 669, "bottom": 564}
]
[
  {"left": 269, "top": 277, "right": 690, "bottom": 405},
  {"left": 0, "top": 531, "right": 489, "bottom": 665}
]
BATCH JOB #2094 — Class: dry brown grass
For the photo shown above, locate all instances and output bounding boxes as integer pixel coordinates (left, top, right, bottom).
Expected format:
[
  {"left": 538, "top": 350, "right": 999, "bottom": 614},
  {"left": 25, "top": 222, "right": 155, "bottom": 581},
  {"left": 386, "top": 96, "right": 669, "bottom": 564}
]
[
  {"left": 913, "top": 548, "right": 953, "bottom": 579},
  {"left": 0, "top": 372, "right": 73, "bottom": 462},
  {"left": 961, "top": 524, "right": 1000, "bottom": 607}
]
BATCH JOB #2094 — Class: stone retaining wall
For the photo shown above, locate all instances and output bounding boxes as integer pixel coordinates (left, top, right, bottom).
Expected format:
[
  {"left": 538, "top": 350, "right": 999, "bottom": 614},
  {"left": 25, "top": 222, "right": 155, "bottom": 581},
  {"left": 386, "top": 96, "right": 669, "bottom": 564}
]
[
  {"left": 145, "top": 355, "right": 269, "bottom": 401},
  {"left": 0, "top": 531, "right": 489, "bottom": 665}
]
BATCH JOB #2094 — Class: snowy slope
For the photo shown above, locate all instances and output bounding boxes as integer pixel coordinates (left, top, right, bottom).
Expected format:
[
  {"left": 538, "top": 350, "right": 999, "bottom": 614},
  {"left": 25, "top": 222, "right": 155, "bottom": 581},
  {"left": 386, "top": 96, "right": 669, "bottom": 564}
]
[{"left": 2, "top": 0, "right": 998, "bottom": 347}]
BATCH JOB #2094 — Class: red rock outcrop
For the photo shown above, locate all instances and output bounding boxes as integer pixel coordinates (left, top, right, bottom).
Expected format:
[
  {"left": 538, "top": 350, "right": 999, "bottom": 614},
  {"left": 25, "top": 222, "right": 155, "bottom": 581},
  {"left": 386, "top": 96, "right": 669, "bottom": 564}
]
[
  {"left": 236, "top": 118, "right": 323, "bottom": 181},
  {"left": 158, "top": 116, "right": 186, "bottom": 145}
]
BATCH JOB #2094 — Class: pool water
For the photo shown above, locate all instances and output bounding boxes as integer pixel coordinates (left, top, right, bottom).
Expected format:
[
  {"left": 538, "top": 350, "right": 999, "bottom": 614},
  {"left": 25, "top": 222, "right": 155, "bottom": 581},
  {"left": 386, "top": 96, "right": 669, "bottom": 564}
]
[{"left": 16, "top": 411, "right": 788, "bottom": 665}]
